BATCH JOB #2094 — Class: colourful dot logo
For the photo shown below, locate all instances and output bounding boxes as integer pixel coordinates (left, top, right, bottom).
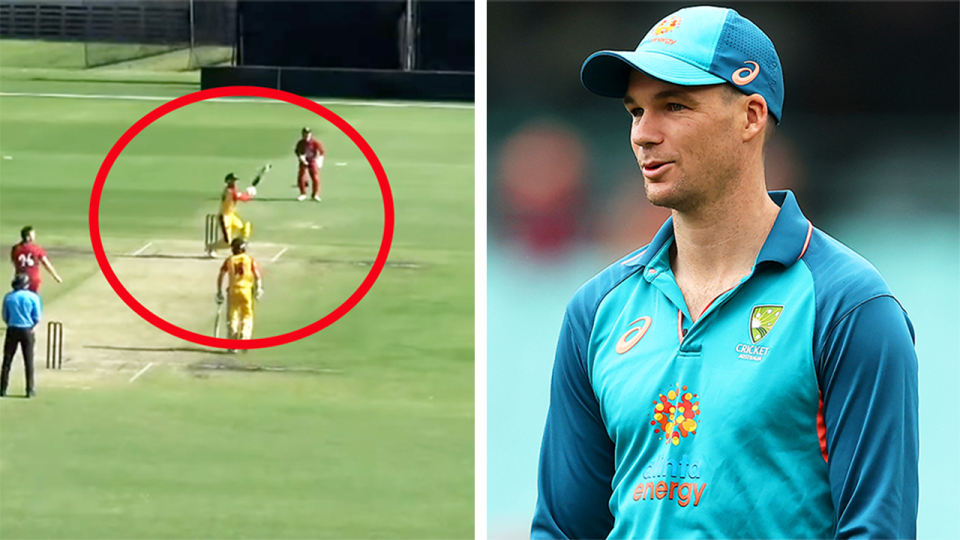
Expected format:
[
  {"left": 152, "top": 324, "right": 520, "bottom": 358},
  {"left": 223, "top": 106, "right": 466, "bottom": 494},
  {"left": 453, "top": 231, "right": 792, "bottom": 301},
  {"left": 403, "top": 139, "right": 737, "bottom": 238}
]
[
  {"left": 650, "top": 385, "right": 700, "bottom": 446},
  {"left": 653, "top": 16, "right": 682, "bottom": 35}
]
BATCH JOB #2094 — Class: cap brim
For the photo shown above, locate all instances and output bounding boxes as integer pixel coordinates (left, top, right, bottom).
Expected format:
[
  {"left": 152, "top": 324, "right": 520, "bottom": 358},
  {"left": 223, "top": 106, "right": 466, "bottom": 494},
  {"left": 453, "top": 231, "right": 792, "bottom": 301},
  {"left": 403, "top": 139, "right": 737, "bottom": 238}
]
[{"left": 581, "top": 50, "right": 726, "bottom": 98}]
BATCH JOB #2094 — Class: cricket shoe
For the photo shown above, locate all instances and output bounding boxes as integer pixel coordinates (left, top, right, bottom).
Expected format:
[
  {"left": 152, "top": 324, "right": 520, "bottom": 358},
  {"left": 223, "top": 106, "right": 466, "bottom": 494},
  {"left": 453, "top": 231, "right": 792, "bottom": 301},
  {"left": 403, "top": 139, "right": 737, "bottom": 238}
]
[
  {"left": 313, "top": 195, "right": 322, "bottom": 202},
  {"left": 297, "top": 194, "right": 307, "bottom": 201}
]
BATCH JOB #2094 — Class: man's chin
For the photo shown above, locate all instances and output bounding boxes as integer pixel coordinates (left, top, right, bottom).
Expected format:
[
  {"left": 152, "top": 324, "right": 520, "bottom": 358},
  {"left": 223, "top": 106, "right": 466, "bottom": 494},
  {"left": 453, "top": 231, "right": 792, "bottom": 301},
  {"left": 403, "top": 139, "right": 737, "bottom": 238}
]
[{"left": 644, "top": 182, "right": 680, "bottom": 210}]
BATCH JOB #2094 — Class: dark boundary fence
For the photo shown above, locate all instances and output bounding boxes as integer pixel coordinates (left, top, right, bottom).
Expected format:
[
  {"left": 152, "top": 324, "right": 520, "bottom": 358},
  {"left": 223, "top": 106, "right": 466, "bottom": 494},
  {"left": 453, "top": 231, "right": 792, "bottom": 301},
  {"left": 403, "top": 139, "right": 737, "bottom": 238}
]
[
  {"left": 0, "top": 1, "right": 236, "bottom": 68},
  {"left": 200, "top": 66, "right": 473, "bottom": 102}
]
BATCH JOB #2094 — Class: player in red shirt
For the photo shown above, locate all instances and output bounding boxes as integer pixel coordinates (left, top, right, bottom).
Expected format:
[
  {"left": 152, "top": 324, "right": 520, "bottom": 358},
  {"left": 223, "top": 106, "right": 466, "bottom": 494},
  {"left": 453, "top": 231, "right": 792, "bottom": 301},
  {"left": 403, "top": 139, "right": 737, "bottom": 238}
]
[
  {"left": 294, "top": 127, "right": 325, "bottom": 202},
  {"left": 10, "top": 226, "right": 62, "bottom": 292}
]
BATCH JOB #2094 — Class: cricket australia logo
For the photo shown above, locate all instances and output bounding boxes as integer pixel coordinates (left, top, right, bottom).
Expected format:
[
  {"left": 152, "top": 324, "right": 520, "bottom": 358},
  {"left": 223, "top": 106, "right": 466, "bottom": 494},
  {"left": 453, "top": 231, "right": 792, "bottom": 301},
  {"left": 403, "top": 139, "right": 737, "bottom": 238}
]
[{"left": 749, "top": 305, "right": 783, "bottom": 343}]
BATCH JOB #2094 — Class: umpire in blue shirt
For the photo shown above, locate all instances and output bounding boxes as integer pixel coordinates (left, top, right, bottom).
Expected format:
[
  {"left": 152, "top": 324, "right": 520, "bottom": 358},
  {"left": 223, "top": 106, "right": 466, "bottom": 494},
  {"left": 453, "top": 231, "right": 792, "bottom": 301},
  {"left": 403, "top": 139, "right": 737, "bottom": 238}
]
[{"left": 1, "top": 273, "right": 42, "bottom": 397}]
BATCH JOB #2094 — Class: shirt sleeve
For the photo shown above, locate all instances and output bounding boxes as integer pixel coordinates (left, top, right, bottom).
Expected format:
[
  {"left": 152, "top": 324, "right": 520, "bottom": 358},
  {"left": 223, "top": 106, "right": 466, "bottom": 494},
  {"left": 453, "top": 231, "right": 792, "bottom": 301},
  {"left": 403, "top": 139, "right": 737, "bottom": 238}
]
[
  {"left": 230, "top": 187, "right": 251, "bottom": 202},
  {"left": 532, "top": 307, "right": 615, "bottom": 539},
  {"left": 32, "top": 294, "right": 42, "bottom": 326},
  {"left": 2, "top": 296, "right": 8, "bottom": 324},
  {"left": 817, "top": 295, "right": 919, "bottom": 539}
]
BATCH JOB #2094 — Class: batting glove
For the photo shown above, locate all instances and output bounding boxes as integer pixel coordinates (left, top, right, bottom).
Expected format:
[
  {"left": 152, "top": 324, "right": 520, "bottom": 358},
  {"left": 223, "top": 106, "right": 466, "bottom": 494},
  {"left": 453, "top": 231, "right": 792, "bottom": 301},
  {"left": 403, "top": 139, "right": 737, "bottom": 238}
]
[
  {"left": 255, "top": 288, "right": 264, "bottom": 300},
  {"left": 215, "top": 291, "right": 224, "bottom": 304}
]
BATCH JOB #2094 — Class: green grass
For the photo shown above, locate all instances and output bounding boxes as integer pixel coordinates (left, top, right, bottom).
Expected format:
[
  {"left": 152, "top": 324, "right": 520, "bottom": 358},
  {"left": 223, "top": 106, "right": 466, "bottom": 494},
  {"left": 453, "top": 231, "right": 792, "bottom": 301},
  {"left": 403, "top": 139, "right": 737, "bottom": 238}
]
[
  {"left": 0, "top": 39, "right": 232, "bottom": 72},
  {"left": 0, "top": 64, "right": 474, "bottom": 538},
  {"left": 0, "top": 39, "right": 86, "bottom": 68},
  {"left": 0, "top": 372, "right": 472, "bottom": 539}
]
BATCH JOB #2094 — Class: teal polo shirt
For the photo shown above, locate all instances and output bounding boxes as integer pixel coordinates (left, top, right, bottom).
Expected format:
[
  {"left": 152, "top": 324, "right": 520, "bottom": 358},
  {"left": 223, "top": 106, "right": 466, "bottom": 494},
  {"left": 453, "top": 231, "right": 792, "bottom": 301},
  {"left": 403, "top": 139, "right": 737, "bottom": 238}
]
[{"left": 532, "top": 191, "right": 919, "bottom": 539}]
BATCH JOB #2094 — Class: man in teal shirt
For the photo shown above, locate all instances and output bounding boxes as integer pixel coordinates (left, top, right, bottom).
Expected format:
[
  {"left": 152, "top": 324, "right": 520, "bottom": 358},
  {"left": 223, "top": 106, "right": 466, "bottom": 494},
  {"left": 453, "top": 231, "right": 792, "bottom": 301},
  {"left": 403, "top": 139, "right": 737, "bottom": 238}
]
[
  {"left": 2, "top": 273, "right": 42, "bottom": 398},
  {"left": 533, "top": 6, "right": 919, "bottom": 539}
]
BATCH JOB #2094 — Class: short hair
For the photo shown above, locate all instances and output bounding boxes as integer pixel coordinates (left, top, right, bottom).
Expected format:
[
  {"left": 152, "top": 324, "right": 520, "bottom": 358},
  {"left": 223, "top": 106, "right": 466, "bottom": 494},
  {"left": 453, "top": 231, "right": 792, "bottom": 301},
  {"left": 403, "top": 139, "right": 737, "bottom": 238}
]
[{"left": 20, "top": 226, "right": 33, "bottom": 242}]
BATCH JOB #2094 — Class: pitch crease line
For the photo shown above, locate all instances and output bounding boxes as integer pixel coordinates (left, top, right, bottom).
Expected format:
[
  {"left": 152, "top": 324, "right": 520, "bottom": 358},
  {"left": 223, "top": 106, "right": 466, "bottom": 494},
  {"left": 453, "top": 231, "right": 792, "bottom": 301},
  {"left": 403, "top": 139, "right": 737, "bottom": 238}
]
[
  {"left": 270, "top": 247, "right": 288, "bottom": 262},
  {"left": 128, "top": 362, "right": 154, "bottom": 383},
  {"left": 131, "top": 242, "right": 153, "bottom": 256}
]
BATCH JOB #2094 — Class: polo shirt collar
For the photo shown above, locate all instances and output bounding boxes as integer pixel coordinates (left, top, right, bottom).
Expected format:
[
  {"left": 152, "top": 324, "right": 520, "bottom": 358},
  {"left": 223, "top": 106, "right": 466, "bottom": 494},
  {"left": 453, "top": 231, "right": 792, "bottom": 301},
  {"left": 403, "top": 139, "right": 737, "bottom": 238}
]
[{"left": 623, "top": 190, "right": 811, "bottom": 269}]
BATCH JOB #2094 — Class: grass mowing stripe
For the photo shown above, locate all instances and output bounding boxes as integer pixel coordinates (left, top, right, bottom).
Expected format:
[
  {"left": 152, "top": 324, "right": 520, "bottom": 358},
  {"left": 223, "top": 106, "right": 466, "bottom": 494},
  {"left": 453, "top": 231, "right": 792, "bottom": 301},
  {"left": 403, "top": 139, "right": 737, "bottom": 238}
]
[{"left": 0, "top": 91, "right": 474, "bottom": 109}]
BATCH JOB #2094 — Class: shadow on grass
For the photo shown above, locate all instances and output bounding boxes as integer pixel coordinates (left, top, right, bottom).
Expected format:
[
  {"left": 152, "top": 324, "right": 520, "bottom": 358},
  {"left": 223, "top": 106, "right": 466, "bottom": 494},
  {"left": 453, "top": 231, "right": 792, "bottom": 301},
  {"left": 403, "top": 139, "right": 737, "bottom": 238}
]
[
  {"left": 202, "top": 196, "right": 304, "bottom": 203},
  {"left": 117, "top": 253, "right": 211, "bottom": 260},
  {"left": 26, "top": 77, "right": 197, "bottom": 86},
  {"left": 81, "top": 346, "right": 342, "bottom": 375},
  {"left": 307, "top": 258, "right": 425, "bottom": 269},
  {"left": 187, "top": 359, "right": 343, "bottom": 375},
  {"left": 84, "top": 345, "right": 228, "bottom": 355}
]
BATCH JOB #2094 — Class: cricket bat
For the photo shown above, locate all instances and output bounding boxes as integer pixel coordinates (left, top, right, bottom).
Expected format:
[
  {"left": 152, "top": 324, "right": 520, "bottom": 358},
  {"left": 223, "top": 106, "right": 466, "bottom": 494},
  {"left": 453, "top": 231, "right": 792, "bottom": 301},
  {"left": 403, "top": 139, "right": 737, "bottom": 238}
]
[
  {"left": 214, "top": 302, "right": 223, "bottom": 338},
  {"left": 251, "top": 163, "right": 272, "bottom": 187}
]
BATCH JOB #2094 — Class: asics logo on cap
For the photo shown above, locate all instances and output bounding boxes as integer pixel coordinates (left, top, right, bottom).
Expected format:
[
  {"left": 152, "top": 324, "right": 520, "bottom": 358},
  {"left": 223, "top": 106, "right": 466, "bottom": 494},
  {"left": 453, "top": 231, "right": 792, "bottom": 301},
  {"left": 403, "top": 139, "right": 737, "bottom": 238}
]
[{"left": 731, "top": 61, "right": 760, "bottom": 85}]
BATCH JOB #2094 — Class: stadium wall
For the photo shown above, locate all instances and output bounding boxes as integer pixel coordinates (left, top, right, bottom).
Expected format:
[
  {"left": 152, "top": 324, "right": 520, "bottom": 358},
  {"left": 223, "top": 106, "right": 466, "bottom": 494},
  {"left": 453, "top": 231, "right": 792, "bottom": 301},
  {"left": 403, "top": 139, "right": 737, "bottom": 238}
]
[
  {"left": 200, "top": 66, "right": 474, "bottom": 102},
  {"left": 0, "top": 1, "right": 234, "bottom": 46},
  {"left": 235, "top": 1, "right": 474, "bottom": 72}
]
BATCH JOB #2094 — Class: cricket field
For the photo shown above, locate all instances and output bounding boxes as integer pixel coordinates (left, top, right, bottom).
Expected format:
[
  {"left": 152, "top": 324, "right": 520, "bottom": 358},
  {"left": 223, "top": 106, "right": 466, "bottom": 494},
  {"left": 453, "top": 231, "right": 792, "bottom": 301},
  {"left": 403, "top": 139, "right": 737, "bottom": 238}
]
[{"left": 0, "top": 41, "right": 474, "bottom": 539}]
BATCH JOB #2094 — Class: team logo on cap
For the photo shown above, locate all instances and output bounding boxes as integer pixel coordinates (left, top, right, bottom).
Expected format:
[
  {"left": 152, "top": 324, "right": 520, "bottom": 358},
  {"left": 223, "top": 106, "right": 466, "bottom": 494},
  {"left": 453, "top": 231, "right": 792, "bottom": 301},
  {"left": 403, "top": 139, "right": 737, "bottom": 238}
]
[
  {"left": 653, "top": 16, "right": 681, "bottom": 35},
  {"left": 732, "top": 61, "right": 761, "bottom": 85}
]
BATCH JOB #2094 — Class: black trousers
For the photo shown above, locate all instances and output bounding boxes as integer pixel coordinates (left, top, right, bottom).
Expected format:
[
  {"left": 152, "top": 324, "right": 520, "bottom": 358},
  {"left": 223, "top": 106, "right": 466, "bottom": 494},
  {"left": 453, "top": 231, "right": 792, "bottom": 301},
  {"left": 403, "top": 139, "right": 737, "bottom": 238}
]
[{"left": 1, "top": 327, "right": 35, "bottom": 395}]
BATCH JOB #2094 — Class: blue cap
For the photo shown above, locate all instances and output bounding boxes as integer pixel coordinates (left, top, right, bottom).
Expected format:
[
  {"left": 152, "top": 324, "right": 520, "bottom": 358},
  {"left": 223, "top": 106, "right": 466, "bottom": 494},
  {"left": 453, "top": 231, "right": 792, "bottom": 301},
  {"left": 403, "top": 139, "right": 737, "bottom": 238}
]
[{"left": 581, "top": 6, "right": 784, "bottom": 123}]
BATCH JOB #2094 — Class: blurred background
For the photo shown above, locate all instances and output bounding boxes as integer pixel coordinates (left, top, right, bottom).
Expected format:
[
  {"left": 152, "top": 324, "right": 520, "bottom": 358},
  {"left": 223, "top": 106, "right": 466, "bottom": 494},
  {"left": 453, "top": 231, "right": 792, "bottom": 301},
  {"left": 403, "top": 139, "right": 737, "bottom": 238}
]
[{"left": 487, "top": 2, "right": 959, "bottom": 539}]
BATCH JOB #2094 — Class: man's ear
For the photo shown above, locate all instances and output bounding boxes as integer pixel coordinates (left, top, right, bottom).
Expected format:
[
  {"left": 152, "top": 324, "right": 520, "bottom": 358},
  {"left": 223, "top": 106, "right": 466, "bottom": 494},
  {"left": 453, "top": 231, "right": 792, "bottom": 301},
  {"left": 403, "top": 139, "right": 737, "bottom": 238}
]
[{"left": 742, "top": 94, "right": 769, "bottom": 144}]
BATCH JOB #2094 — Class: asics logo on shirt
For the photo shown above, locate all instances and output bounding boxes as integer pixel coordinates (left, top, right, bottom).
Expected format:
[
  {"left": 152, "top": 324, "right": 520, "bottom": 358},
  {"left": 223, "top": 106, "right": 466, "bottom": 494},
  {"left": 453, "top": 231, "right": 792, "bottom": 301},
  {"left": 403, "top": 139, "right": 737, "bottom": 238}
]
[{"left": 616, "top": 316, "right": 652, "bottom": 354}]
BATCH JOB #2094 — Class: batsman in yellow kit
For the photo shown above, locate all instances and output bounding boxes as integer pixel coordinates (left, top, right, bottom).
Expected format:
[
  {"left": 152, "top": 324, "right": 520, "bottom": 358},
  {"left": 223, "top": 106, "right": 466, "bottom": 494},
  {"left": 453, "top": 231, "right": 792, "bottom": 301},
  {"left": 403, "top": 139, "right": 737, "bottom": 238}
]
[
  {"left": 216, "top": 238, "right": 263, "bottom": 344},
  {"left": 207, "top": 173, "right": 255, "bottom": 258}
]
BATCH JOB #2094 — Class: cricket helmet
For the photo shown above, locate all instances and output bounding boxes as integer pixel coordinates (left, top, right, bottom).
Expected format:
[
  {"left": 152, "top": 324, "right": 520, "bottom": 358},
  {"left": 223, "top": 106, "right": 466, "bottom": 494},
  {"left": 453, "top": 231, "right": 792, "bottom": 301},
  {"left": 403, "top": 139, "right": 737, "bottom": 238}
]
[
  {"left": 231, "top": 237, "right": 247, "bottom": 254},
  {"left": 224, "top": 173, "right": 239, "bottom": 183}
]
